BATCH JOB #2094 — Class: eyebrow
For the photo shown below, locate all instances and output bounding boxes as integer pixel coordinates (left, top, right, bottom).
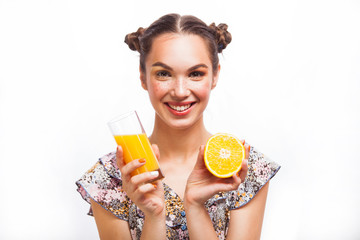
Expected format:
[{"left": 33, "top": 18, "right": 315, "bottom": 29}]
[
  {"left": 189, "top": 64, "right": 208, "bottom": 72},
  {"left": 152, "top": 62, "right": 173, "bottom": 70},
  {"left": 152, "top": 62, "right": 209, "bottom": 72}
]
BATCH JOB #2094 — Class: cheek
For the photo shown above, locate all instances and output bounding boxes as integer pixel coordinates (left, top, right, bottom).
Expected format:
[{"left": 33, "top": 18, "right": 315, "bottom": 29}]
[
  {"left": 147, "top": 81, "right": 169, "bottom": 99},
  {"left": 192, "top": 82, "right": 212, "bottom": 100}
]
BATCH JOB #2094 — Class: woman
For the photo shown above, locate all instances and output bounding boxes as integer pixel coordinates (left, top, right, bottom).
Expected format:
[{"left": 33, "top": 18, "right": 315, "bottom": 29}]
[{"left": 76, "top": 13, "right": 280, "bottom": 239}]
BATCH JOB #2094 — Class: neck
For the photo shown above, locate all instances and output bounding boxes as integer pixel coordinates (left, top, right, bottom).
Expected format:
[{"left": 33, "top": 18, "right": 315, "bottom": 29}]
[{"left": 148, "top": 114, "right": 211, "bottom": 162}]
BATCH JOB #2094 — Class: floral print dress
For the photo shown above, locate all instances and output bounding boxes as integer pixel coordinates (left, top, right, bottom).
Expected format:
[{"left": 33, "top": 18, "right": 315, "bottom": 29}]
[{"left": 76, "top": 145, "right": 280, "bottom": 239}]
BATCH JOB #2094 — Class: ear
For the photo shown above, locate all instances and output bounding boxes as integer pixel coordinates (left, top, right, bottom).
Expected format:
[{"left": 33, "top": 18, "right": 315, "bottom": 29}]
[
  {"left": 211, "top": 64, "right": 220, "bottom": 89},
  {"left": 139, "top": 66, "right": 147, "bottom": 90}
]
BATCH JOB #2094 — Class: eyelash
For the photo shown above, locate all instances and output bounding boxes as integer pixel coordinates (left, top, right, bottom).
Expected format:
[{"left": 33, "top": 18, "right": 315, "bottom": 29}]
[
  {"left": 189, "top": 71, "right": 205, "bottom": 79},
  {"left": 156, "top": 71, "right": 171, "bottom": 79},
  {"left": 155, "top": 70, "right": 206, "bottom": 80}
]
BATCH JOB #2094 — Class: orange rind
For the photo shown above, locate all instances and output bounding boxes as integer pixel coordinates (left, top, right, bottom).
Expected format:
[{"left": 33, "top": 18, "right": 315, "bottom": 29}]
[{"left": 204, "top": 133, "right": 245, "bottom": 178}]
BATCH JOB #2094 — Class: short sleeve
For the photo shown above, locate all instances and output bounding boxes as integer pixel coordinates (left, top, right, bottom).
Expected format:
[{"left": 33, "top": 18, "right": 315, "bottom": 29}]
[
  {"left": 75, "top": 152, "right": 131, "bottom": 221},
  {"left": 227, "top": 146, "right": 281, "bottom": 210}
]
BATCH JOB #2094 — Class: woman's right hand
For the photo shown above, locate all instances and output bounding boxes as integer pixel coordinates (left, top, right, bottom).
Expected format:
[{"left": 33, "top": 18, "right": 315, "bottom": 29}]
[{"left": 116, "top": 145, "right": 165, "bottom": 217}]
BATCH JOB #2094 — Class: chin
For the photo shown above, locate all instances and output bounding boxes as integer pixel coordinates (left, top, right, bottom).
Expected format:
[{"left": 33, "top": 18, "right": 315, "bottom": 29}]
[{"left": 165, "top": 115, "right": 203, "bottom": 131}]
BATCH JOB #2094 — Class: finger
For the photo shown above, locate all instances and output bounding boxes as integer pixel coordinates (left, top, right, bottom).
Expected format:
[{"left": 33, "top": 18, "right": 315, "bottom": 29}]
[
  {"left": 214, "top": 175, "right": 241, "bottom": 192},
  {"left": 151, "top": 144, "right": 160, "bottom": 160},
  {"left": 193, "top": 145, "right": 205, "bottom": 170},
  {"left": 116, "top": 146, "right": 125, "bottom": 169},
  {"left": 135, "top": 183, "right": 157, "bottom": 194},
  {"left": 238, "top": 158, "right": 248, "bottom": 182},
  {"left": 241, "top": 139, "right": 250, "bottom": 159},
  {"left": 122, "top": 158, "right": 146, "bottom": 175},
  {"left": 229, "top": 173, "right": 242, "bottom": 190},
  {"left": 245, "top": 144, "right": 250, "bottom": 159},
  {"left": 152, "top": 180, "right": 162, "bottom": 189},
  {"left": 130, "top": 170, "right": 160, "bottom": 187}
]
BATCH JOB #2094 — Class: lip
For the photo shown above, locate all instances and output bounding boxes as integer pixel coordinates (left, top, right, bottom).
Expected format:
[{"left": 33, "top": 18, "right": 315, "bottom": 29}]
[{"left": 165, "top": 101, "right": 196, "bottom": 116}]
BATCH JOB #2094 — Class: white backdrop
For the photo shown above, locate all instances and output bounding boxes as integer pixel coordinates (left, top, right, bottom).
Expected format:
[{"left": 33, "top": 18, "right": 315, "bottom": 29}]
[{"left": 1, "top": 0, "right": 359, "bottom": 239}]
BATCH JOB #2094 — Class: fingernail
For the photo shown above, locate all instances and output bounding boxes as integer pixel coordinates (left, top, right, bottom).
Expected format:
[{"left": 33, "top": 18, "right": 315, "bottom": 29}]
[
  {"left": 150, "top": 171, "right": 159, "bottom": 177},
  {"left": 139, "top": 158, "right": 146, "bottom": 163},
  {"left": 248, "top": 145, "right": 251, "bottom": 151},
  {"left": 152, "top": 183, "right": 157, "bottom": 189},
  {"left": 241, "top": 140, "right": 245, "bottom": 145}
]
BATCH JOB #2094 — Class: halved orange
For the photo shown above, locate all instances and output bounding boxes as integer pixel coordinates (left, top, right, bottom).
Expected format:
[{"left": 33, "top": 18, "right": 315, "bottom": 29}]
[{"left": 204, "top": 133, "right": 245, "bottom": 178}]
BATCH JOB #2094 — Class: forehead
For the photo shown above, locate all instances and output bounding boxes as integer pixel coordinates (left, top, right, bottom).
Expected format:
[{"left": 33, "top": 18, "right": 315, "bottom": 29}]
[{"left": 146, "top": 33, "right": 211, "bottom": 69}]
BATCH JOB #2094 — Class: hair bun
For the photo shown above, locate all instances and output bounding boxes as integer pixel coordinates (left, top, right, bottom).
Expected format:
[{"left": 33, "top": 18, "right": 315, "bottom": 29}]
[
  {"left": 124, "top": 27, "right": 145, "bottom": 52},
  {"left": 209, "top": 23, "right": 232, "bottom": 53}
]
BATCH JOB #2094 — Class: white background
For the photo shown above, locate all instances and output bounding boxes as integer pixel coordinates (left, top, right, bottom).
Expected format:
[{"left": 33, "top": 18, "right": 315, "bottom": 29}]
[{"left": 0, "top": 0, "right": 359, "bottom": 239}]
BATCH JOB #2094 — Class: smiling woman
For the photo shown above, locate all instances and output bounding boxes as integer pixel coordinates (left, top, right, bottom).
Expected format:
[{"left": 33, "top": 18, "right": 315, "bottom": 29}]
[
  {"left": 76, "top": 13, "right": 280, "bottom": 240},
  {"left": 142, "top": 33, "right": 217, "bottom": 129}
]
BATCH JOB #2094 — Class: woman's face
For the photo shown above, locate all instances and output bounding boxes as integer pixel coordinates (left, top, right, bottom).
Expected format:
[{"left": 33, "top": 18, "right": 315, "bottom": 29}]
[{"left": 141, "top": 33, "right": 219, "bottom": 130}]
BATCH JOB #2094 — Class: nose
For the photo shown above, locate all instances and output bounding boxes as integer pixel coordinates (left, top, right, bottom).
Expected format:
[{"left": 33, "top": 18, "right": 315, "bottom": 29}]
[{"left": 170, "top": 77, "right": 190, "bottom": 99}]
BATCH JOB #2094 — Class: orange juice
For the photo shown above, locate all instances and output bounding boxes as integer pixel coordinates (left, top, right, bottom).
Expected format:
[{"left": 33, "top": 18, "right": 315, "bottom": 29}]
[{"left": 114, "top": 133, "right": 164, "bottom": 180}]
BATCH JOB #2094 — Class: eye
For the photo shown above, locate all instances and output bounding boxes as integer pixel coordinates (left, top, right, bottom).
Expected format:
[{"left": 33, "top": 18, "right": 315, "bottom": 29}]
[
  {"left": 189, "top": 71, "right": 205, "bottom": 80},
  {"left": 156, "top": 70, "right": 171, "bottom": 80}
]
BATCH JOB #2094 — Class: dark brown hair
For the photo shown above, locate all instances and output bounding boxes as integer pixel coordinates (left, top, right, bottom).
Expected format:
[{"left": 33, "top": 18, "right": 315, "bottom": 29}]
[{"left": 124, "top": 13, "right": 232, "bottom": 74}]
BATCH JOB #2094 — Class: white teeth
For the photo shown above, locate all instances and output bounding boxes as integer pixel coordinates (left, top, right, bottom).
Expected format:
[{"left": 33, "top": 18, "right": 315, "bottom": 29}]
[{"left": 168, "top": 103, "right": 191, "bottom": 112}]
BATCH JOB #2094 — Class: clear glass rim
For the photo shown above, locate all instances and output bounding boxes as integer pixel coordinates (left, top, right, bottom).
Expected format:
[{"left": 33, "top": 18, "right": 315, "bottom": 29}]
[{"left": 107, "top": 110, "right": 138, "bottom": 125}]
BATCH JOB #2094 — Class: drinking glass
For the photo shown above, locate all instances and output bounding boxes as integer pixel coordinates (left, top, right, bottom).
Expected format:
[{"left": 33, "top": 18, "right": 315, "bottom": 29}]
[{"left": 108, "top": 111, "right": 164, "bottom": 181}]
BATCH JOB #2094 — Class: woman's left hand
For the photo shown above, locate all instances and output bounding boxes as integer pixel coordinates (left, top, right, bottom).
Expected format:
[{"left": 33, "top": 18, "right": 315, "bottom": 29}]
[{"left": 184, "top": 143, "right": 249, "bottom": 206}]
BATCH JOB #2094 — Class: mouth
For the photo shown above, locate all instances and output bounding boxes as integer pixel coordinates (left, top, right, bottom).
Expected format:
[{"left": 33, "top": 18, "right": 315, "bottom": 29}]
[{"left": 165, "top": 101, "right": 196, "bottom": 115}]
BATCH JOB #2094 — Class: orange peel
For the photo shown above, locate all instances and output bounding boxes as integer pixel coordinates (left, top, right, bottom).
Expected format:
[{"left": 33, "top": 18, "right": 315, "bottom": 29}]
[{"left": 204, "top": 133, "right": 245, "bottom": 178}]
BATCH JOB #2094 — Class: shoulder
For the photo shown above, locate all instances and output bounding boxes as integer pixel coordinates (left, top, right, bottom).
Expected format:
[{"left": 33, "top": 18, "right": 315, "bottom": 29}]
[
  {"left": 226, "top": 145, "right": 281, "bottom": 209},
  {"left": 75, "top": 152, "right": 130, "bottom": 220}
]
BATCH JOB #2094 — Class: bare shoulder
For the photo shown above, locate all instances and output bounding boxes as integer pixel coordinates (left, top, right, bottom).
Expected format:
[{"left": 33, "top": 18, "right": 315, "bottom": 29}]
[
  {"left": 90, "top": 199, "right": 132, "bottom": 240},
  {"left": 226, "top": 182, "right": 270, "bottom": 240}
]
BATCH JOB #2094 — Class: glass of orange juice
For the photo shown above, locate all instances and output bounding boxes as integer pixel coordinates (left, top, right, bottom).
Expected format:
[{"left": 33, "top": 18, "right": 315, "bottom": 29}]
[{"left": 107, "top": 110, "right": 164, "bottom": 181}]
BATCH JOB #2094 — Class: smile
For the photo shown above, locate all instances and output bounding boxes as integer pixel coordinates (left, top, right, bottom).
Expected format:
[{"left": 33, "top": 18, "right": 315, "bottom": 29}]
[
  {"left": 165, "top": 102, "right": 196, "bottom": 116},
  {"left": 168, "top": 103, "right": 191, "bottom": 112}
]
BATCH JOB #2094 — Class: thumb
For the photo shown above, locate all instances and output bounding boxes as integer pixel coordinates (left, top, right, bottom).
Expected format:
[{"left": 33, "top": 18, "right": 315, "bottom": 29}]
[
  {"left": 193, "top": 145, "right": 206, "bottom": 170},
  {"left": 116, "top": 145, "right": 125, "bottom": 169},
  {"left": 151, "top": 144, "right": 161, "bottom": 160}
]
